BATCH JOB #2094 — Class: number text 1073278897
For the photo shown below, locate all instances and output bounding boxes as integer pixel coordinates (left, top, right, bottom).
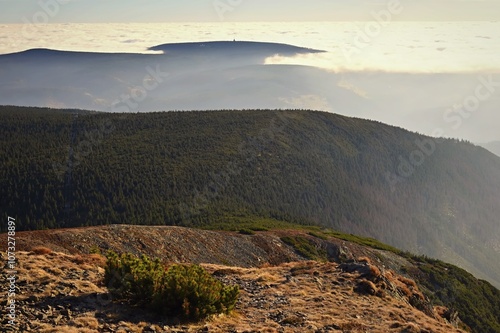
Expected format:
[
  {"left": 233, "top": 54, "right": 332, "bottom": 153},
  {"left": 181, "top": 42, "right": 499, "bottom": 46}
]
[{"left": 6, "top": 216, "right": 17, "bottom": 327}]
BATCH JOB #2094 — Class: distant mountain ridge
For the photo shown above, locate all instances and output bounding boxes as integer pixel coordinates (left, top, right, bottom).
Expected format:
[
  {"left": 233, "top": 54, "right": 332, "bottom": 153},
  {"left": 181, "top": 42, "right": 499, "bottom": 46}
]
[
  {"left": 0, "top": 41, "right": 332, "bottom": 112},
  {"left": 148, "top": 40, "right": 325, "bottom": 55},
  {"left": 1, "top": 106, "right": 499, "bottom": 290},
  {"left": 4, "top": 40, "right": 323, "bottom": 60},
  {"left": 1, "top": 41, "right": 499, "bottom": 143},
  {"left": 482, "top": 141, "right": 500, "bottom": 157}
]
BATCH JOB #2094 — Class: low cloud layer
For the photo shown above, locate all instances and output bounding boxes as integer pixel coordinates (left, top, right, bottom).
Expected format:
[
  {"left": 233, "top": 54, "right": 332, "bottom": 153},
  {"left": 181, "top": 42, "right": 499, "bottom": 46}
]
[
  {"left": 1, "top": 22, "right": 499, "bottom": 73},
  {"left": 1, "top": 41, "right": 498, "bottom": 143},
  {"left": 0, "top": 22, "right": 499, "bottom": 143}
]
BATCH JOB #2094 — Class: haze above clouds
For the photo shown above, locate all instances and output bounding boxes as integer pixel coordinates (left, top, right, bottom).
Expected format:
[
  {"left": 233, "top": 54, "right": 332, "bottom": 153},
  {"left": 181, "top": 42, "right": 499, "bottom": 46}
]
[{"left": 1, "top": 0, "right": 500, "bottom": 22}]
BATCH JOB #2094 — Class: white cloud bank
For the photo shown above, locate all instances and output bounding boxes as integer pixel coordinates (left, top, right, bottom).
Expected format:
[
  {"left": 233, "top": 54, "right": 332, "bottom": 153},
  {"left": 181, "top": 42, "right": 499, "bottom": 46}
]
[{"left": 1, "top": 22, "right": 499, "bottom": 73}]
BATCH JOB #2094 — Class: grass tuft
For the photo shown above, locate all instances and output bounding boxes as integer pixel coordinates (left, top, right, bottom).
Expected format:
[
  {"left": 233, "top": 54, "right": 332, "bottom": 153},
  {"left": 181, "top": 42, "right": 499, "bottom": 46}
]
[{"left": 30, "top": 246, "right": 53, "bottom": 255}]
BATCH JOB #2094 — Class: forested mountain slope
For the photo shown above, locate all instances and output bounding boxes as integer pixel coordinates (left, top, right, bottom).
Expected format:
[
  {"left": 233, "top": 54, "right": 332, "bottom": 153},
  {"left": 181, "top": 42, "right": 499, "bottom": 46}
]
[{"left": 1, "top": 106, "right": 499, "bottom": 288}]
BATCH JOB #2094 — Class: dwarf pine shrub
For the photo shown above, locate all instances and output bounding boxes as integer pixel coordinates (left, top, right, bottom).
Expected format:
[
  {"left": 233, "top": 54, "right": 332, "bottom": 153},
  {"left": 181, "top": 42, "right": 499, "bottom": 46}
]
[{"left": 104, "top": 251, "right": 239, "bottom": 321}]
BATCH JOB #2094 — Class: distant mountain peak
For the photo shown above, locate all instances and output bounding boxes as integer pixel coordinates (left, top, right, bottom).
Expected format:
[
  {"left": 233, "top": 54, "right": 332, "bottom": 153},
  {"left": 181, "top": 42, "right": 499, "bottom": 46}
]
[{"left": 148, "top": 40, "right": 325, "bottom": 56}]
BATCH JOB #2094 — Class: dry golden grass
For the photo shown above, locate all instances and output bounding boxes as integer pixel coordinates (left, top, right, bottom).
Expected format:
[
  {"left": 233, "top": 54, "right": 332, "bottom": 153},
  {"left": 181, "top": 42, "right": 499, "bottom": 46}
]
[
  {"left": 70, "top": 316, "right": 99, "bottom": 329},
  {"left": 258, "top": 262, "right": 273, "bottom": 269},
  {"left": 210, "top": 261, "right": 464, "bottom": 333},
  {"left": 30, "top": 246, "right": 53, "bottom": 255},
  {"left": 397, "top": 283, "right": 413, "bottom": 298},
  {"left": 212, "top": 266, "right": 246, "bottom": 276},
  {"left": 398, "top": 275, "right": 418, "bottom": 289},
  {"left": 357, "top": 256, "right": 372, "bottom": 264},
  {"left": 4, "top": 252, "right": 466, "bottom": 333},
  {"left": 289, "top": 260, "right": 318, "bottom": 276},
  {"left": 400, "top": 322, "right": 421, "bottom": 333},
  {"left": 36, "top": 323, "right": 99, "bottom": 333},
  {"left": 369, "top": 264, "right": 381, "bottom": 278},
  {"left": 71, "top": 253, "right": 106, "bottom": 267},
  {"left": 355, "top": 279, "right": 378, "bottom": 295},
  {"left": 255, "top": 271, "right": 284, "bottom": 284},
  {"left": 378, "top": 268, "right": 427, "bottom": 302},
  {"left": 435, "top": 305, "right": 449, "bottom": 317}
]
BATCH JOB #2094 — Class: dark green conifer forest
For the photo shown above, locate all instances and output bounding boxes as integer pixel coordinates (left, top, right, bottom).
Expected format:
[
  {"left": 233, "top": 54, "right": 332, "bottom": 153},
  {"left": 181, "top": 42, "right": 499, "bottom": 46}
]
[{"left": 1, "top": 105, "right": 500, "bottom": 288}]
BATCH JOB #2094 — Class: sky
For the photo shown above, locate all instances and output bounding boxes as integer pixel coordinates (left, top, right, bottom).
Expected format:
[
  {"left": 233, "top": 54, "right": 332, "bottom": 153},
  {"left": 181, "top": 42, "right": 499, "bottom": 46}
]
[{"left": 0, "top": 0, "right": 500, "bottom": 23}]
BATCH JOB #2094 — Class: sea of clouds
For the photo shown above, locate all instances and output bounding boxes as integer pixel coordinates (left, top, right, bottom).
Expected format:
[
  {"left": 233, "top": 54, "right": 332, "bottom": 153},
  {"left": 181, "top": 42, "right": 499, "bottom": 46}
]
[
  {"left": 1, "top": 21, "right": 499, "bottom": 73},
  {"left": 0, "top": 21, "right": 499, "bottom": 143}
]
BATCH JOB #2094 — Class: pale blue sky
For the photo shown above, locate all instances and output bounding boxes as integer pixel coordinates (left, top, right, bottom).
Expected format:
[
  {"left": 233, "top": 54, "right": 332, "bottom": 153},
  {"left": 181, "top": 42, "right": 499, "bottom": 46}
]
[{"left": 0, "top": 0, "right": 499, "bottom": 23}]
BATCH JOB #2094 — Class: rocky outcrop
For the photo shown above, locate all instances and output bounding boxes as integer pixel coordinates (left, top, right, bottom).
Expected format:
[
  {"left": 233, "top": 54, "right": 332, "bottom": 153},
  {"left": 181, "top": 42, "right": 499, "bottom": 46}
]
[{"left": 4, "top": 225, "right": 407, "bottom": 271}]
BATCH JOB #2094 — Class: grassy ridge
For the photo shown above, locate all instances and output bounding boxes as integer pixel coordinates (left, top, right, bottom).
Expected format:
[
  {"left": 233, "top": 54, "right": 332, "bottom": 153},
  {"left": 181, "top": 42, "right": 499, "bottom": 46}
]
[{"left": 1, "top": 105, "right": 500, "bottom": 289}]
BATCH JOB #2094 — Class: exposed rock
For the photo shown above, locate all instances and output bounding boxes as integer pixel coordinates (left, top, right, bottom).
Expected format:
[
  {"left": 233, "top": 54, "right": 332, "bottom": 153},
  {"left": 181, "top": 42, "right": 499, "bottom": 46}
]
[{"left": 339, "top": 261, "right": 372, "bottom": 276}]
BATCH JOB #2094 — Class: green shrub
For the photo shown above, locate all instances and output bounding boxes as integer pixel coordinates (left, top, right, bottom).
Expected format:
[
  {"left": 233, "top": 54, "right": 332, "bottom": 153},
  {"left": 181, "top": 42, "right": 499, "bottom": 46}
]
[
  {"left": 239, "top": 228, "right": 255, "bottom": 235},
  {"left": 89, "top": 245, "right": 102, "bottom": 255},
  {"left": 104, "top": 251, "right": 239, "bottom": 321},
  {"left": 307, "top": 231, "right": 328, "bottom": 240},
  {"left": 248, "top": 226, "right": 269, "bottom": 232},
  {"left": 281, "top": 236, "right": 327, "bottom": 261},
  {"left": 410, "top": 259, "right": 500, "bottom": 333}
]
